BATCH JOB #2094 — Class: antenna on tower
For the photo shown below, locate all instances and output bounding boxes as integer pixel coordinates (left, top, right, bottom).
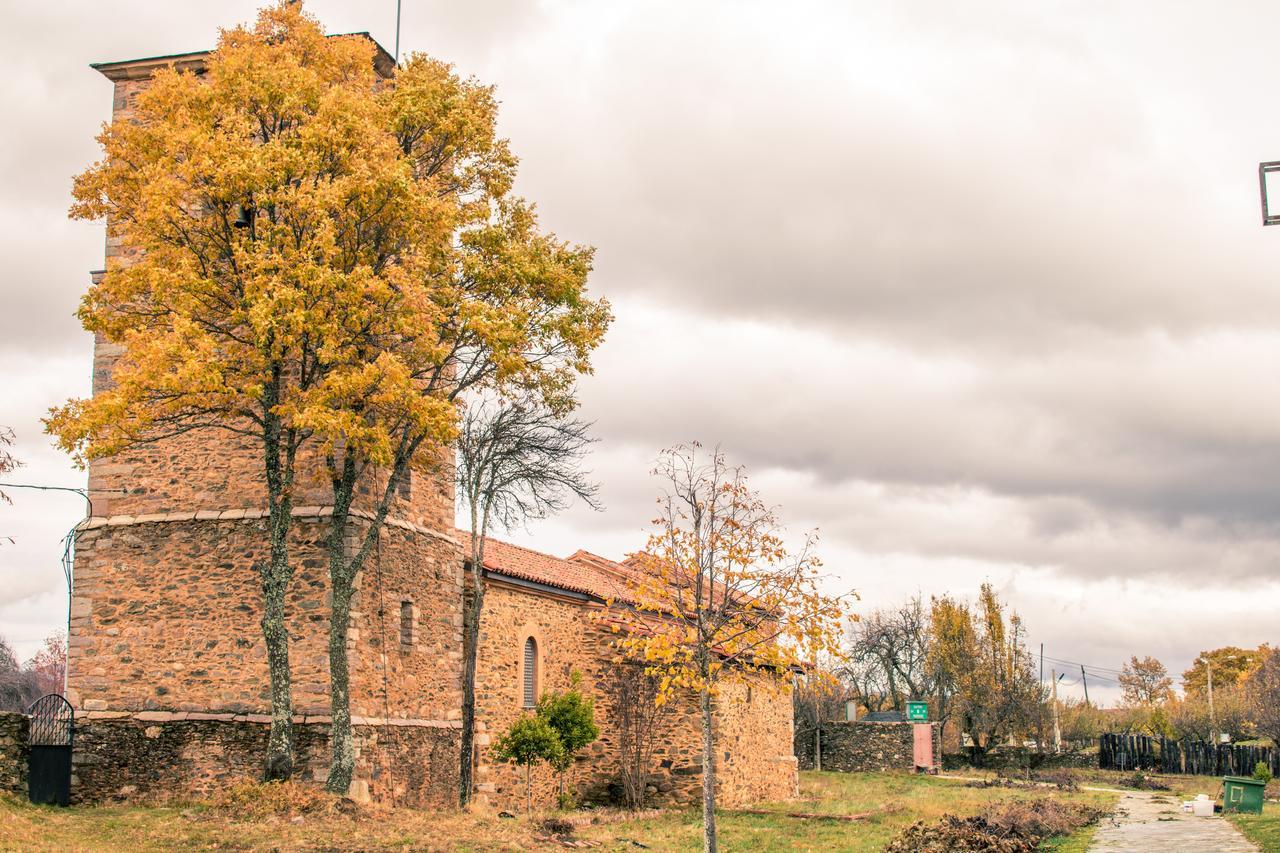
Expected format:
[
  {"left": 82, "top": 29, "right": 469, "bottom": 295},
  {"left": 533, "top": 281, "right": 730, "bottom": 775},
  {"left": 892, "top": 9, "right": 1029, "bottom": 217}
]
[{"left": 394, "top": 0, "right": 402, "bottom": 64}]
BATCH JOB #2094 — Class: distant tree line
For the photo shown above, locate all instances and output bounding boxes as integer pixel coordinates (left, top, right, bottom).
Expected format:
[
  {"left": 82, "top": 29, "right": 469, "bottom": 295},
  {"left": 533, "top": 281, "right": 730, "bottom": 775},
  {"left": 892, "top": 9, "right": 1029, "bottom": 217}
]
[
  {"left": 1105, "top": 644, "right": 1280, "bottom": 746},
  {"left": 796, "top": 589, "right": 1280, "bottom": 763},
  {"left": 0, "top": 632, "right": 66, "bottom": 712},
  {"left": 797, "top": 584, "right": 1044, "bottom": 763}
]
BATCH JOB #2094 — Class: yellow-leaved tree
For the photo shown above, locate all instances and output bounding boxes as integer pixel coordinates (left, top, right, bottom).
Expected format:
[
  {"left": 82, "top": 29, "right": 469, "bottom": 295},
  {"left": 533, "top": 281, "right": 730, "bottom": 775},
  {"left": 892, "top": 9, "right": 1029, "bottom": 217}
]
[
  {"left": 928, "top": 585, "right": 1042, "bottom": 763},
  {"left": 47, "top": 1, "right": 610, "bottom": 790},
  {"left": 612, "top": 444, "right": 847, "bottom": 853}
]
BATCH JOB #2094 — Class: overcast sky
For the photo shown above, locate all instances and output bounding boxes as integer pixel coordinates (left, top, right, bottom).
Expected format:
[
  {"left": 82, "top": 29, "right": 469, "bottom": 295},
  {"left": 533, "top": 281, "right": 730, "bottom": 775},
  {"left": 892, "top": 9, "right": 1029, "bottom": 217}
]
[{"left": 3, "top": 0, "right": 1280, "bottom": 704}]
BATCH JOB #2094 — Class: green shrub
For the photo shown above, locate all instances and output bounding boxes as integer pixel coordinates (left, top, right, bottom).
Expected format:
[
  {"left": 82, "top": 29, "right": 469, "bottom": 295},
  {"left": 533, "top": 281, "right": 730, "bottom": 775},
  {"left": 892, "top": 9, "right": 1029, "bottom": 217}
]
[
  {"left": 493, "top": 714, "right": 565, "bottom": 813},
  {"left": 537, "top": 673, "right": 600, "bottom": 795},
  {"left": 1253, "top": 761, "right": 1273, "bottom": 784}
]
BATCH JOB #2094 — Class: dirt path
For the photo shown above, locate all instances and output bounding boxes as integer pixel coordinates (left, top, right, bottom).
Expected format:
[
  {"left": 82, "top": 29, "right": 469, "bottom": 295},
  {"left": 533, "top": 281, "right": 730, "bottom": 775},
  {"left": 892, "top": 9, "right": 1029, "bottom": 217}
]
[{"left": 1088, "top": 789, "right": 1257, "bottom": 851}]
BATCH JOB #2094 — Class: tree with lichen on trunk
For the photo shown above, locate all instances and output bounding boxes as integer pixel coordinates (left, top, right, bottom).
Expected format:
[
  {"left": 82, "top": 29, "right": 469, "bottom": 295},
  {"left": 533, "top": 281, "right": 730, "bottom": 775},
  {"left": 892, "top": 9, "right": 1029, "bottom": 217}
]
[
  {"left": 611, "top": 444, "right": 848, "bottom": 853},
  {"left": 45, "top": 0, "right": 610, "bottom": 794},
  {"left": 46, "top": 2, "right": 396, "bottom": 779}
]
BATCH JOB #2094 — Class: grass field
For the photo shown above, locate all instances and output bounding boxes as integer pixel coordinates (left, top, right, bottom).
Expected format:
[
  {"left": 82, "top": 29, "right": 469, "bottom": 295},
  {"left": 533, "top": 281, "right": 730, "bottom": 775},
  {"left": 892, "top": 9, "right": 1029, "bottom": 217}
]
[
  {"left": 1228, "top": 803, "right": 1280, "bottom": 851},
  {"left": 575, "top": 771, "right": 1115, "bottom": 851},
  {"left": 0, "top": 771, "right": 1117, "bottom": 852}
]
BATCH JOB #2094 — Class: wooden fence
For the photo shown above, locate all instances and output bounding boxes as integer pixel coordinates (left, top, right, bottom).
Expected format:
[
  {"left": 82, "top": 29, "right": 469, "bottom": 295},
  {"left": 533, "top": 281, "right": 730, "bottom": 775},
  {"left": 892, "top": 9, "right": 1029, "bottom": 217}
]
[{"left": 1099, "top": 733, "right": 1278, "bottom": 776}]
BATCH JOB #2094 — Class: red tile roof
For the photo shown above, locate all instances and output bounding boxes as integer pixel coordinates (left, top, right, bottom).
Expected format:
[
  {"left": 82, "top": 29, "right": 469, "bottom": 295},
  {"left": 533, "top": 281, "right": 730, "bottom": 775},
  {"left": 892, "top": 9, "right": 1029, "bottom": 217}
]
[{"left": 467, "top": 535, "right": 632, "bottom": 601}]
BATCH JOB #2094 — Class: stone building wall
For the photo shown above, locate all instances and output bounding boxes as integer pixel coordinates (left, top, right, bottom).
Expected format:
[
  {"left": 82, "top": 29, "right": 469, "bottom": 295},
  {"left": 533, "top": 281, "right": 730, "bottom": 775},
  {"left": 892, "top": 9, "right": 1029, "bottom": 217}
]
[
  {"left": 0, "top": 712, "right": 27, "bottom": 795},
  {"left": 71, "top": 713, "right": 457, "bottom": 807},
  {"left": 69, "top": 513, "right": 462, "bottom": 720},
  {"left": 804, "top": 721, "right": 940, "bottom": 773},
  {"left": 714, "top": 680, "right": 799, "bottom": 804},
  {"left": 69, "top": 516, "right": 334, "bottom": 716},
  {"left": 472, "top": 581, "right": 798, "bottom": 812}
]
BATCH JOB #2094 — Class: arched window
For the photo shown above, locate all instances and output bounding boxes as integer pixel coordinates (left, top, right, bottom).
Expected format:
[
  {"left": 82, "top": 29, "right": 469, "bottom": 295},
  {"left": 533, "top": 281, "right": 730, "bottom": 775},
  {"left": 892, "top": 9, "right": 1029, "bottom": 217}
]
[{"left": 522, "top": 637, "right": 538, "bottom": 708}]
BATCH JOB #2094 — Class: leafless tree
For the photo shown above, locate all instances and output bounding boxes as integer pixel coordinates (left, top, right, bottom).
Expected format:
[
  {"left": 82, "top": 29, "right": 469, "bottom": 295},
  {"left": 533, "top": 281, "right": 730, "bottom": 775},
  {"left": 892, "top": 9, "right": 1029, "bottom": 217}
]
[
  {"left": 0, "top": 426, "right": 20, "bottom": 544},
  {"left": 26, "top": 632, "right": 67, "bottom": 697},
  {"left": 793, "top": 663, "right": 858, "bottom": 769},
  {"left": 456, "top": 394, "right": 601, "bottom": 806},
  {"left": 839, "top": 634, "right": 894, "bottom": 714},
  {"left": 847, "top": 596, "right": 937, "bottom": 712},
  {"left": 604, "top": 661, "right": 672, "bottom": 808},
  {"left": 1246, "top": 648, "right": 1280, "bottom": 743},
  {"left": 0, "top": 636, "right": 38, "bottom": 712}
]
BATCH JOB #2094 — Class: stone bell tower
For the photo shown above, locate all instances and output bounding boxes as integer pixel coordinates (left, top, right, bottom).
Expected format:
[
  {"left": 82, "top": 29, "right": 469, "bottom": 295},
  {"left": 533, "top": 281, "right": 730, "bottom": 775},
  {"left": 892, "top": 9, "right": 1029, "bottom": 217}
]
[{"left": 66, "top": 40, "right": 465, "bottom": 806}]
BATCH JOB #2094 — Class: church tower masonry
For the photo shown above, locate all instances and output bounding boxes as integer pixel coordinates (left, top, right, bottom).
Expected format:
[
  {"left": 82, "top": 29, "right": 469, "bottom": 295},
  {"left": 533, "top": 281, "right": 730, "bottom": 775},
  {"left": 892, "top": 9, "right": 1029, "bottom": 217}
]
[{"left": 67, "top": 43, "right": 464, "bottom": 806}]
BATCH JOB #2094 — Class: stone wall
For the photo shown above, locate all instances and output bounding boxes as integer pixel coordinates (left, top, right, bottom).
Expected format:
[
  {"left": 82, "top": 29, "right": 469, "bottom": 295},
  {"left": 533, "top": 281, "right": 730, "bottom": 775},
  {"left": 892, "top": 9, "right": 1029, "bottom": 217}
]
[
  {"left": 72, "top": 714, "right": 458, "bottom": 807},
  {"left": 714, "top": 680, "right": 799, "bottom": 804},
  {"left": 69, "top": 514, "right": 462, "bottom": 723},
  {"left": 802, "top": 721, "right": 940, "bottom": 773},
  {"left": 0, "top": 712, "right": 27, "bottom": 795},
  {"left": 473, "top": 581, "right": 798, "bottom": 812}
]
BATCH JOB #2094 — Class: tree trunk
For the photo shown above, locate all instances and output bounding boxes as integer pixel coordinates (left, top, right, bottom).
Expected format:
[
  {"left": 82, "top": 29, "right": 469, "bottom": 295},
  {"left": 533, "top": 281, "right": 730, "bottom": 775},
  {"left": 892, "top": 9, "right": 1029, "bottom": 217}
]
[
  {"left": 260, "top": 400, "right": 295, "bottom": 781},
  {"left": 700, "top": 682, "right": 718, "bottom": 853},
  {"left": 459, "top": 576, "right": 484, "bottom": 805},
  {"left": 325, "top": 576, "right": 356, "bottom": 793},
  {"left": 260, "top": 551, "right": 294, "bottom": 781},
  {"left": 459, "top": 506, "right": 489, "bottom": 807},
  {"left": 324, "top": 459, "right": 361, "bottom": 795},
  {"left": 526, "top": 762, "right": 533, "bottom": 814}
]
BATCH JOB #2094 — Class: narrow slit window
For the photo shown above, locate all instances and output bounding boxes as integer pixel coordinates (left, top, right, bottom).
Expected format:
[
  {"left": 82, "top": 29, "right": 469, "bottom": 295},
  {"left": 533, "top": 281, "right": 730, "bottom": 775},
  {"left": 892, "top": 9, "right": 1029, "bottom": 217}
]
[
  {"left": 400, "top": 600, "right": 414, "bottom": 646},
  {"left": 522, "top": 637, "right": 538, "bottom": 708}
]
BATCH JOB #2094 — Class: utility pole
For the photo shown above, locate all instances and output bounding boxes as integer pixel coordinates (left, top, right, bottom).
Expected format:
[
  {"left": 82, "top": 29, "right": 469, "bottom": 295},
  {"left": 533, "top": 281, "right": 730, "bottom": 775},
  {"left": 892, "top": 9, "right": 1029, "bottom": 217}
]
[
  {"left": 1080, "top": 665, "right": 1090, "bottom": 706},
  {"left": 393, "top": 0, "right": 402, "bottom": 63},
  {"left": 1208, "top": 659, "right": 1216, "bottom": 743},
  {"left": 1051, "top": 668, "right": 1062, "bottom": 754},
  {"left": 814, "top": 716, "right": 822, "bottom": 772}
]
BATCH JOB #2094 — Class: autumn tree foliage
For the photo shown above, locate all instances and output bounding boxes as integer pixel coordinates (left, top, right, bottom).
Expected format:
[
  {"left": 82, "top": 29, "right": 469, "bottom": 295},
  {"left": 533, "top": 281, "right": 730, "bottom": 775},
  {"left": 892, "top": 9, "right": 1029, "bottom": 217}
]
[
  {"left": 1246, "top": 648, "right": 1280, "bottom": 744},
  {"left": 46, "top": 1, "right": 609, "bottom": 788},
  {"left": 1118, "top": 655, "right": 1174, "bottom": 707},
  {"left": 846, "top": 596, "right": 948, "bottom": 721},
  {"left": 928, "top": 584, "right": 1041, "bottom": 762},
  {"left": 0, "top": 426, "right": 19, "bottom": 506},
  {"left": 612, "top": 444, "right": 847, "bottom": 853},
  {"left": 0, "top": 427, "right": 18, "bottom": 544},
  {"left": 1182, "top": 646, "right": 1267, "bottom": 698}
]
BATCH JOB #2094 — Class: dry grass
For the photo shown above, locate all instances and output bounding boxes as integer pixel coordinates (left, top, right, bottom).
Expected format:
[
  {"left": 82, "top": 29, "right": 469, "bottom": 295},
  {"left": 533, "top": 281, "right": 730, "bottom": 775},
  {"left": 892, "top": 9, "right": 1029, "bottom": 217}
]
[
  {"left": 0, "top": 771, "right": 1118, "bottom": 852},
  {"left": 575, "top": 772, "right": 1116, "bottom": 852}
]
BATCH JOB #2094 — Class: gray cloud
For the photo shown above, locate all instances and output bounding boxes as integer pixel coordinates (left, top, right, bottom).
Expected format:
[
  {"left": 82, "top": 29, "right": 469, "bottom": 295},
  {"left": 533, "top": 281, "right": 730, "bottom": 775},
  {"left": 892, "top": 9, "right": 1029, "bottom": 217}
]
[{"left": 2, "top": 0, "right": 1278, "bottom": 677}]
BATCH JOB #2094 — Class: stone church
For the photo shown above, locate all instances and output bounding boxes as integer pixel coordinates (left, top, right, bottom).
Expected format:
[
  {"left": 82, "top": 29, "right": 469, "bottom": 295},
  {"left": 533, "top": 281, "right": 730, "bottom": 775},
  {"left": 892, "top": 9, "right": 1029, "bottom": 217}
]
[{"left": 64, "top": 40, "right": 797, "bottom": 810}]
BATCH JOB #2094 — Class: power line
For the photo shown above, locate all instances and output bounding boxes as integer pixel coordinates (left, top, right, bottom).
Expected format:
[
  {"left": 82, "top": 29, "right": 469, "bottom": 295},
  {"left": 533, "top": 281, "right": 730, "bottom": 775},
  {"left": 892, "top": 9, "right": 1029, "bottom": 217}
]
[{"left": 1038, "top": 650, "right": 1127, "bottom": 676}]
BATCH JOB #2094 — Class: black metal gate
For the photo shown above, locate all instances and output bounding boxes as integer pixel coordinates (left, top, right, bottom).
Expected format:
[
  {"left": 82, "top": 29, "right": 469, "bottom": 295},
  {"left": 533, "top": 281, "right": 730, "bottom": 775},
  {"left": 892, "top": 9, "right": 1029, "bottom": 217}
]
[{"left": 28, "top": 694, "right": 74, "bottom": 806}]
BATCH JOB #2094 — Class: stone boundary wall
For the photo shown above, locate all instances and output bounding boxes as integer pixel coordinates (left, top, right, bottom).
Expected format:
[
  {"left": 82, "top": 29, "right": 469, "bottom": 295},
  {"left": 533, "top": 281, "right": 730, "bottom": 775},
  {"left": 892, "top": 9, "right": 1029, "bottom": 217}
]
[
  {"left": 72, "top": 715, "right": 459, "bottom": 807},
  {"left": 0, "top": 712, "right": 27, "bottom": 795},
  {"left": 800, "top": 721, "right": 940, "bottom": 773}
]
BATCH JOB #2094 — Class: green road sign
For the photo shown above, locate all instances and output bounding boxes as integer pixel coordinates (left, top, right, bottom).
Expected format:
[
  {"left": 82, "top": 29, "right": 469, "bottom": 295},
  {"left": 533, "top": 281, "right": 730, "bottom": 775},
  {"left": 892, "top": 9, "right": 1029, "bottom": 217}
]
[{"left": 906, "top": 701, "right": 928, "bottom": 722}]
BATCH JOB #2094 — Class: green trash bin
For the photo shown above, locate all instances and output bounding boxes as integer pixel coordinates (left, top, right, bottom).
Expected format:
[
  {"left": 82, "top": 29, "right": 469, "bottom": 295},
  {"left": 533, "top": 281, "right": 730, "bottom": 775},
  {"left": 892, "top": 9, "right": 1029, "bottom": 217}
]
[{"left": 1222, "top": 776, "right": 1266, "bottom": 815}]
